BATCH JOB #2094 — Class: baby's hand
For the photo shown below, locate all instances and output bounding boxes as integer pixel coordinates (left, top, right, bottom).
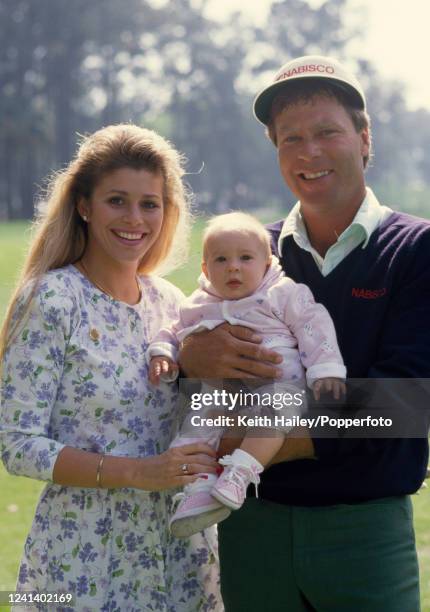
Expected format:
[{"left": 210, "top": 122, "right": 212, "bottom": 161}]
[
  {"left": 149, "top": 356, "right": 179, "bottom": 385},
  {"left": 313, "top": 377, "right": 346, "bottom": 401}
]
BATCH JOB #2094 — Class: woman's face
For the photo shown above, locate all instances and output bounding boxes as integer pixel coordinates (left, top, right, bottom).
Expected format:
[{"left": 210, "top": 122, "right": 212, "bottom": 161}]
[{"left": 79, "top": 167, "right": 164, "bottom": 268}]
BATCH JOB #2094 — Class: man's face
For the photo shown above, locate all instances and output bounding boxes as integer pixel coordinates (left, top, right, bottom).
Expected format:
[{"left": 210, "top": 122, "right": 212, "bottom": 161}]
[{"left": 273, "top": 94, "right": 369, "bottom": 214}]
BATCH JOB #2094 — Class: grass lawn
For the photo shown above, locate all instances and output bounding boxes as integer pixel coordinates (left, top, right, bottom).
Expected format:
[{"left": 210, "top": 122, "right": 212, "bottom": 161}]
[
  {"left": 0, "top": 219, "right": 429, "bottom": 609},
  {"left": 0, "top": 222, "right": 32, "bottom": 322}
]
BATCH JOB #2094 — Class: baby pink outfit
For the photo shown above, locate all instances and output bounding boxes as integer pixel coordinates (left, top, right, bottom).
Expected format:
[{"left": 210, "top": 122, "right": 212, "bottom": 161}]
[{"left": 148, "top": 257, "right": 346, "bottom": 387}]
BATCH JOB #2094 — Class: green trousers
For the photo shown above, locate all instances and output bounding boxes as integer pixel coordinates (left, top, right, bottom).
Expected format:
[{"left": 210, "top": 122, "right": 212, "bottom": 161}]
[{"left": 218, "top": 496, "right": 420, "bottom": 612}]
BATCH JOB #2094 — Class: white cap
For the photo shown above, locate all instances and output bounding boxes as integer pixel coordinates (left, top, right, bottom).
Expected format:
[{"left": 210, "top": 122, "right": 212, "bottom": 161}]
[{"left": 253, "top": 55, "right": 366, "bottom": 126}]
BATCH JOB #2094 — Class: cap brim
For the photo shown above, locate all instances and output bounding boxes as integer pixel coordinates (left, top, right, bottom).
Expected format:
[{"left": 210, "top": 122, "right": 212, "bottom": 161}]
[{"left": 253, "top": 76, "right": 365, "bottom": 126}]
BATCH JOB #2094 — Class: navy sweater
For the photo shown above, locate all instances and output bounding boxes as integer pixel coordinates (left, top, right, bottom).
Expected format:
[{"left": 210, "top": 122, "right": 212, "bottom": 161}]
[{"left": 259, "top": 211, "right": 430, "bottom": 506}]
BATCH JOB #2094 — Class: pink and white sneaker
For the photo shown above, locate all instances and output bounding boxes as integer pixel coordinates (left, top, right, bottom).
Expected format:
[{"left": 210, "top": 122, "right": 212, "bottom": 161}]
[
  {"left": 170, "top": 475, "right": 231, "bottom": 538},
  {"left": 211, "top": 449, "right": 263, "bottom": 510}
]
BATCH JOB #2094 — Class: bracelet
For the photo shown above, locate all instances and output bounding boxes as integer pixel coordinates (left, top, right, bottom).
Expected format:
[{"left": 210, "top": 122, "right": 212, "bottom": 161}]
[{"left": 96, "top": 455, "right": 105, "bottom": 488}]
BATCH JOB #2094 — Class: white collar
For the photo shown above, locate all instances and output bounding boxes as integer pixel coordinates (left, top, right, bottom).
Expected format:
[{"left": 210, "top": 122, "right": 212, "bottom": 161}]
[{"left": 278, "top": 187, "right": 392, "bottom": 254}]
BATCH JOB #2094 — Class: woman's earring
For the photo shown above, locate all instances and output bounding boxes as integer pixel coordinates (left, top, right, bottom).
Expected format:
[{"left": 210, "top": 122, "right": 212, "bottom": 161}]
[{"left": 82, "top": 215, "right": 88, "bottom": 222}]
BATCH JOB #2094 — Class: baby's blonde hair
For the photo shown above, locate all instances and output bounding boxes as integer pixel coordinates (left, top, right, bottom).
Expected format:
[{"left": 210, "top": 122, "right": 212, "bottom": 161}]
[{"left": 202, "top": 212, "right": 272, "bottom": 260}]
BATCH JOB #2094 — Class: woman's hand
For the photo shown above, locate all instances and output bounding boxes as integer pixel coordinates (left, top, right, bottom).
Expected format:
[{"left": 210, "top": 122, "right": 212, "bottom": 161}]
[
  {"left": 178, "top": 323, "right": 283, "bottom": 378},
  {"left": 130, "top": 442, "right": 219, "bottom": 491}
]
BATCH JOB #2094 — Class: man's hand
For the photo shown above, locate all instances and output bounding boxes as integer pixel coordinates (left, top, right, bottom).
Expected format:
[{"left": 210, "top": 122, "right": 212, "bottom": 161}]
[
  {"left": 149, "top": 356, "right": 179, "bottom": 385},
  {"left": 178, "top": 323, "right": 283, "bottom": 378}
]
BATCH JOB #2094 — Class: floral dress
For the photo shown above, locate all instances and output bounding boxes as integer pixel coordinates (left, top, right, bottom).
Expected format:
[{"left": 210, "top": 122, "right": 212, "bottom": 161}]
[{"left": 0, "top": 265, "right": 222, "bottom": 612}]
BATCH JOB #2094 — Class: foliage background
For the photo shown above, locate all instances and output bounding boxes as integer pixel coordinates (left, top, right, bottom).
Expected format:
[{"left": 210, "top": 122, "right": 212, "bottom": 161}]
[{"left": 1, "top": 0, "right": 430, "bottom": 222}]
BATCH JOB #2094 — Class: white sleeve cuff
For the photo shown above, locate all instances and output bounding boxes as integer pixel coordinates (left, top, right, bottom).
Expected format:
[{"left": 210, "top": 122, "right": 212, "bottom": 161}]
[{"left": 146, "top": 342, "right": 178, "bottom": 362}]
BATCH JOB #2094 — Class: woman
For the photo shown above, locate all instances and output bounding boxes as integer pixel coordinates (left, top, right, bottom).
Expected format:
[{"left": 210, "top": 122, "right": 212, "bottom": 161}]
[{"left": 0, "top": 124, "right": 222, "bottom": 611}]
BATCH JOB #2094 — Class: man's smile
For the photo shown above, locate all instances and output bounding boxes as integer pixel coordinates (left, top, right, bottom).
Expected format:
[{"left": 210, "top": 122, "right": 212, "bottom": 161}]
[{"left": 298, "top": 170, "right": 333, "bottom": 181}]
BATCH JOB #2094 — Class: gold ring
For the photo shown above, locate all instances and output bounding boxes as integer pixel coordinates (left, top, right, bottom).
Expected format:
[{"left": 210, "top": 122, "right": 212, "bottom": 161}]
[{"left": 181, "top": 463, "right": 188, "bottom": 474}]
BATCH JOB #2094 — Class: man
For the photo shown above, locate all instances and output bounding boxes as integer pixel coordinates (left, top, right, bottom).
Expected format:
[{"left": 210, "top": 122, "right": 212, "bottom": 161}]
[{"left": 179, "top": 55, "right": 430, "bottom": 611}]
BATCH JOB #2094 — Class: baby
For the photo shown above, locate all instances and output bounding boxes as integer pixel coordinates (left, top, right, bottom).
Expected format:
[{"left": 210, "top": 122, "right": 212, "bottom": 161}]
[{"left": 148, "top": 212, "right": 346, "bottom": 537}]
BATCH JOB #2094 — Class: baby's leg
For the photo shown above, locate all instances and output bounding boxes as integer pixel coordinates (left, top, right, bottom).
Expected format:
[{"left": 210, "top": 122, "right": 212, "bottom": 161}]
[
  {"left": 239, "top": 430, "right": 284, "bottom": 467},
  {"left": 211, "top": 429, "right": 283, "bottom": 511},
  {"left": 235, "top": 376, "right": 305, "bottom": 466}
]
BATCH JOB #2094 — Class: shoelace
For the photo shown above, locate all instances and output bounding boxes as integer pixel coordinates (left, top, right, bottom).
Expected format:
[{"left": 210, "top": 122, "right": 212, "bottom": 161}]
[{"left": 218, "top": 456, "right": 261, "bottom": 498}]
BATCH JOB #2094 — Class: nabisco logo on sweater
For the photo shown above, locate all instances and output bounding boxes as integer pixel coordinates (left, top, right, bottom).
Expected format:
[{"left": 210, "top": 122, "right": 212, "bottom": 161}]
[{"left": 351, "top": 288, "right": 387, "bottom": 299}]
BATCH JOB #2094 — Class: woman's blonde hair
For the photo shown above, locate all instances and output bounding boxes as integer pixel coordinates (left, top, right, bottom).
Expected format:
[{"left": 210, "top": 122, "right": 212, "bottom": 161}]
[
  {"left": 202, "top": 211, "right": 272, "bottom": 259},
  {"left": 0, "top": 124, "right": 191, "bottom": 362}
]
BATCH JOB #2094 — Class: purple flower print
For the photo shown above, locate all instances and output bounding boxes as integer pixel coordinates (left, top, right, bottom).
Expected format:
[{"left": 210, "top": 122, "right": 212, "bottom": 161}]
[
  {"left": 36, "top": 383, "right": 54, "bottom": 404},
  {"left": 4, "top": 270, "right": 222, "bottom": 610},
  {"left": 123, "top": 344, "right": 139, "bottom": 361},
  {"left": 16, "top": 360, "right": 33, "bottom": 380},
  {"left": 48, "top": 559, "right": 65, "bottom": 582},
  {"left": 3, "top": 382, "right": 16, "bottom": 399},
  {"left": 160, "top": 418, "right": 173, "bottom": 438},
  {"left": 100, "top": 361, "right": 116, "bottom": 379},
  {"left": 76, "top": 574, "right": 89, "bottom": 596},
  {"left": 138, "top": 439, "right": 156, "bottom": 456},
  {"left": 119, "top": 581, "right": 133, "bottom": 600},
  {"left": 35, "top": 449, "right": 51, "bottom": 472},
  {"left": 100, "top": 337, "right": 118, "bottom": 352},
  {"left": 107, "top": 558, "right": 121, "bottom": 575},
  {"left": 95, "top": 516, "right": 112, "bottom": 537},
  {"left": 78, "top": 543, "right": 98, "bottom": 563},
  {"left": 35, "top": 513, "right": 50, "bottom": 531},
  {"left": 127, "top": 417, "right": 144, "bottom": 435},
  {"left": 48, "top": 346, "right": 64, "bottom": 366},
  {"left": 101, "top": 593, "right": 119, "bottom": 612},
  {"left": 60, "top": 416, "right": 80, "bottom": 435},
  {"left": 70, "top": 347, "right": 88, "bottom": 363},
  {"left": 71, "top": 493, "right": 86, "bottom": 510},
  {"left": 115, "top": 501, "right": 132, "bottom": 522},
  {"left": 120, "top": 381, "right": 138, "bottom": 403},
  {"left": 60, "top": 517, "right": 79, "bottom": 539},
  {"left": 150, "top": 589, "right": 167, "bottom": 610},
  {"left": 45, "top": 307, "right": 63, "bottom": 328},
  {"left": 20, "top": 411, "right": 41, "bottom": 430},
  {"left": 74, "top": 380, "right": 97, "bottom": 401},
  {"left": 28, "top": 331, "right": 44, "bottom": 350},
  {"left": 55, "top": 382, "right": 67, "bottom": 403},
  {"left": 138, "top": 548, "right": 158, "bottom": 570},
  {"left": 102, "top": 409, "right": 120, "bottom": 425},
  {"left": 18, "top": 563, "right": 30, "bottom": 584},
  {"left": 103, "top": 306, "right": 120, "bottom": 328},
  {"left": 191, "top": 547, "right": 209, "bottom": 566},
  {"left": 183, "top": 576, "right": 199, "bottom": 597},
  {"left": 172, "top": 544, "right": 187, "bottom": 563}
]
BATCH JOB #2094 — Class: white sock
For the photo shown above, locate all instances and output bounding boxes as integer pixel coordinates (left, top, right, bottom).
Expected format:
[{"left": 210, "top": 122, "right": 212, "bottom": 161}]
[{"left": 230, "top": 448, "right": 264, "bottom": 473}]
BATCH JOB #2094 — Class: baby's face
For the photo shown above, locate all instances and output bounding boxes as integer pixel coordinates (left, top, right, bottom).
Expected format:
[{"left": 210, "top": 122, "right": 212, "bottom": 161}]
[{"left": 202, "top": 231, "right": 270, "bottom": 300}]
